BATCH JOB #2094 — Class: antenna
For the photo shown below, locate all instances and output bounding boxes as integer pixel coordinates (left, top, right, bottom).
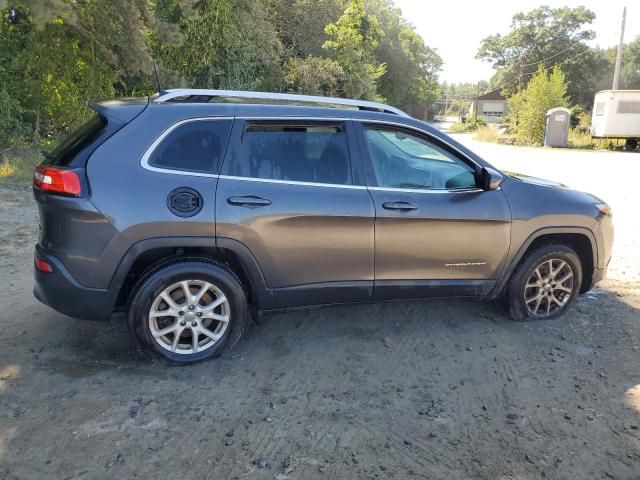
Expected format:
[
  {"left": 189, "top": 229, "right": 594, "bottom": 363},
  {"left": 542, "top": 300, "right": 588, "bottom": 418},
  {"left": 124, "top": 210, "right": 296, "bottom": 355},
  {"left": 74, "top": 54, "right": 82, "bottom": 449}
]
[{"left": 152, "top": 60, "right": 164, "bottom": 94}]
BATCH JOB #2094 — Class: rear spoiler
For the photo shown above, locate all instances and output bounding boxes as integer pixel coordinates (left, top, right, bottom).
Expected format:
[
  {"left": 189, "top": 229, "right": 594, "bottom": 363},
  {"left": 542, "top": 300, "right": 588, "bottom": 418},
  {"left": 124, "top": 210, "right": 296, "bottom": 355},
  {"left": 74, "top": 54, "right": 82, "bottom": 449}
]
[{"left": 90, "top": 97, "right": 149, "bottom": 124}]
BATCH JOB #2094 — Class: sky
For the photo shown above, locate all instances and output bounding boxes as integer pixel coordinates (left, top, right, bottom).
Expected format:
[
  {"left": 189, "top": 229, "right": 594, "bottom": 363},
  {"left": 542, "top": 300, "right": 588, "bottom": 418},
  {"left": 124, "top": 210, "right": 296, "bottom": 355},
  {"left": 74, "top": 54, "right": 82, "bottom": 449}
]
[{"left": 394, "top": 0, "right": 639, "bottom": 84}]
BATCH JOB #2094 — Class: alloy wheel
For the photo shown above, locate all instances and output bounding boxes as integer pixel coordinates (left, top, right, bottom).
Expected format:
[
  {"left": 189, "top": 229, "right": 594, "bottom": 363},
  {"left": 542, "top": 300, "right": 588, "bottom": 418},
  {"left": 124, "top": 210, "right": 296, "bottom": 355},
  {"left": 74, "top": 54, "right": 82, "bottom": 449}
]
[
  {"left": 524, "top": 259, "right": 574, "bottom": 317},
  {"left": 148, "top": 280, "right": 230, "bottom": 355}
]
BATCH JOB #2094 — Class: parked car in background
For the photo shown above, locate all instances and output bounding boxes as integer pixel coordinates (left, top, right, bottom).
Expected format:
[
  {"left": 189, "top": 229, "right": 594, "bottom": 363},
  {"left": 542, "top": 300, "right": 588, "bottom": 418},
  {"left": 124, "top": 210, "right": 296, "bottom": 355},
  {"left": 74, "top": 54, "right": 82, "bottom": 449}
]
[{"left": 33, "top": 90, "right": 613, "bottom": 363}]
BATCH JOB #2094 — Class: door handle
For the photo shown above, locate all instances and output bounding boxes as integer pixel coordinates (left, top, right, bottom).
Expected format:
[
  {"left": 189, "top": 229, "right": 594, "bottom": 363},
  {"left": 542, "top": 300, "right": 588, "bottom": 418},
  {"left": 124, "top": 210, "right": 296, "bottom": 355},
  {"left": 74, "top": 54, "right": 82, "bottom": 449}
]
[
  {"left": 227, "top": 195, "right": 272, "bottom": 207},
  {"left": 382, "top": 201, "right": 418, "bottom": 211}
]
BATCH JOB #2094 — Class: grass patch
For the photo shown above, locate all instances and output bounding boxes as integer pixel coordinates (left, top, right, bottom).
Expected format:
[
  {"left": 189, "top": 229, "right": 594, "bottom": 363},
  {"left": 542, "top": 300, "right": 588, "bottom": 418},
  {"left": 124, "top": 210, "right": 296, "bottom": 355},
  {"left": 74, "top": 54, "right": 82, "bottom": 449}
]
[
  {"left": 567, "top": 129, "right": 597, "bottom": 149},
  {"left": 448, "top": 122, "right": 466, "bottom": 133},
  {"left": 473, "top": 126, "right": 499, "bottom": 143},
  {"left": 0, "top": 146, "right": 42, "bottom": 183}
]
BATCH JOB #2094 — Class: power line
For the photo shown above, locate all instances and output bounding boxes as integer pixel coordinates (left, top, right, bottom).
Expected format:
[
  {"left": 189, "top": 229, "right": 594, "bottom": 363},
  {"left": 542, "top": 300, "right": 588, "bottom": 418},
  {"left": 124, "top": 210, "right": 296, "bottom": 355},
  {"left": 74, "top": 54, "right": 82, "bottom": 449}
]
[{"left": 518, "top": 41, "right": 585, "bottom": 67}]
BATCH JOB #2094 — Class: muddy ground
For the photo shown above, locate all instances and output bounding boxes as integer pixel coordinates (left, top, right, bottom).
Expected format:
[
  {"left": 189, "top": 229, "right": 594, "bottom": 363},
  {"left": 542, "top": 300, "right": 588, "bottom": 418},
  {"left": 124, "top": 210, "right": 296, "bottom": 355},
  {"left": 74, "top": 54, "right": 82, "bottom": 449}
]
[{"left": 1, "top": 141, "right": 640, "bottom": 480}]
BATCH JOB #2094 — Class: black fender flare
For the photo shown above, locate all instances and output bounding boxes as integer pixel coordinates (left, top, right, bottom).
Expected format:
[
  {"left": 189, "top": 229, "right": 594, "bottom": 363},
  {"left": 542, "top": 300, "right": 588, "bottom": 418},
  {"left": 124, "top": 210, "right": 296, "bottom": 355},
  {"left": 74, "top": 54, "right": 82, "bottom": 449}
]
[
  {"left": 108, "top": 236, "right": 275, "bottom": 310},
  {"left": 491, "top": 226, "right": 598, "bottom": 298}
]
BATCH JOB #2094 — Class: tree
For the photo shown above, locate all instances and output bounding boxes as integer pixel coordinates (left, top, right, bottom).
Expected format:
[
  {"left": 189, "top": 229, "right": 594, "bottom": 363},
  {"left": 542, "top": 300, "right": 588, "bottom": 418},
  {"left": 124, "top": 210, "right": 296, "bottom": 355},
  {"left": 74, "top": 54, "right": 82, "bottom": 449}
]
[
  {"left": 507, "top": 65, "right": 569, "bottom": 144},
  {"left": 272, "top": 0, "right": 344, "bottom": 58},
  {"left": 153, "top": 0, "right": 284, "bottom": 91},
  {"left": 323, "top": 0, "right": 385, "bottom": 100},
  {"left": 477, "top": 6, "right": 602, "bottom": 108},
  {"left": 595, "top": 36, "right": 640, "bottom": 90},
  {"left": 366, "top": 0, "right": 442, "bottom": 114},
  {"left": 286, "top": 56, "right": 344, "bottom": 96}
]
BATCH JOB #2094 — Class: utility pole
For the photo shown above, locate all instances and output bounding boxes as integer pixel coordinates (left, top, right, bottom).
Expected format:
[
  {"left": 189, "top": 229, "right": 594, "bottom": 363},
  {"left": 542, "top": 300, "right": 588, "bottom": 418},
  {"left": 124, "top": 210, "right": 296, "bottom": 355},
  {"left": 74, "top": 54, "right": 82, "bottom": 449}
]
[{"left": 612, "top": 6, "right": 626, "bottom": 90}]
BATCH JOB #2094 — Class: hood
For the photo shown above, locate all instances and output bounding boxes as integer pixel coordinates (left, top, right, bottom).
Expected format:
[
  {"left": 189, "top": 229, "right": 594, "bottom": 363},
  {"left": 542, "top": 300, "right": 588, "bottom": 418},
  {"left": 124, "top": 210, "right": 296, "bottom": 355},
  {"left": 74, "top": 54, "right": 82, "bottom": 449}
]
[{"left": 504, "top": 171, "right": 567, "bottom": 188}]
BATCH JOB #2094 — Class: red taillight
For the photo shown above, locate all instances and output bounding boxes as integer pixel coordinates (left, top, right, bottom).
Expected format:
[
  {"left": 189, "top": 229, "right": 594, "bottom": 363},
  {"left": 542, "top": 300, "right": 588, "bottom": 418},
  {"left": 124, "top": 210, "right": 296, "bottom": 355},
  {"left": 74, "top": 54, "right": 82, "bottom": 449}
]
[
  {"left": 35, "top": 255, "right": 53, "bottom": 273},
  {"left": 33, "top": 166, "right": 81, "bottom": 196}
]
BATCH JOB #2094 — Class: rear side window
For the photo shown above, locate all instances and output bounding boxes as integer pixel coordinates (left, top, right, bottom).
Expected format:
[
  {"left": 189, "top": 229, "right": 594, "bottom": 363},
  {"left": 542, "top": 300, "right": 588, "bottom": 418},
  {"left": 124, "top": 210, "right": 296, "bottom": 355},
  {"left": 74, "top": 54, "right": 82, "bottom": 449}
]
[
  {"left": 227, "top": 122, "right": 352, "bottom": 185},
  {"left": 148, "top": 119, "right": 232, "bottom": 174},
  {"left": 45, "top": 114, "right": 110, "bottom": 166}
]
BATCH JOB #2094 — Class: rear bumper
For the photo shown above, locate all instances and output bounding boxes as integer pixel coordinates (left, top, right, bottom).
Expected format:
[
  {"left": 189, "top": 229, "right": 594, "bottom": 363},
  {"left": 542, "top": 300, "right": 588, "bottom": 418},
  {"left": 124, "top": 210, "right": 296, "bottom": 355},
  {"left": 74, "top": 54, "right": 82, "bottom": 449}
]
[{"left": 33, "top": 246, "right": 116, "bottom": 321}]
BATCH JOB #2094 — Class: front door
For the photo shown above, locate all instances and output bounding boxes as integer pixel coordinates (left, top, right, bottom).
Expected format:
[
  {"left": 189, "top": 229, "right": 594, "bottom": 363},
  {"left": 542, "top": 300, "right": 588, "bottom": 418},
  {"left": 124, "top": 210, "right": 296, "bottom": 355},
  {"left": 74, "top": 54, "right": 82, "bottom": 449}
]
[
  {"left": 216, "top": 119, "right": 375, "bottom": 307},
  {"left": 356, "top": 122, "right": 511, "bottom": 300}
]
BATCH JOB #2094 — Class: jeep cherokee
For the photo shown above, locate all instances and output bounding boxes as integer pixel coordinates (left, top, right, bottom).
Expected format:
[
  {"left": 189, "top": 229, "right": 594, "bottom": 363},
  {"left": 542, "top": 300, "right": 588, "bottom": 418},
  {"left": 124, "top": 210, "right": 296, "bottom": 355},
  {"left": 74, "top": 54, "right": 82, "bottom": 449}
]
[{"left": 32, "top": 89, "right": 614, "bottom": 363}]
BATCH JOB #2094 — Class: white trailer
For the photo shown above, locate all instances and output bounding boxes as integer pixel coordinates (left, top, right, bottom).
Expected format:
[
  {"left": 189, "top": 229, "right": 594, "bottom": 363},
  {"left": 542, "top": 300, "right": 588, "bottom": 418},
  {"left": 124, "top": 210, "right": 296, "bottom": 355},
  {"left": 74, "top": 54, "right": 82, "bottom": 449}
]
[{"left": 591, "top": 90, "right": 640, "bottom": 149}]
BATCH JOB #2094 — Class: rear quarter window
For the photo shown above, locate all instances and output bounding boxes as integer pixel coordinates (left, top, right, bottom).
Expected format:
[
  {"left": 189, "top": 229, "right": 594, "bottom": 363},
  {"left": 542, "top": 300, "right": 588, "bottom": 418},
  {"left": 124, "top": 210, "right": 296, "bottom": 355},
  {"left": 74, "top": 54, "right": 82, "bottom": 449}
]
[
  {"left": 44, "top": 114, "right": 111, "bottom": 167},
  {"left": 147, "top": 119, "right": 232, "bottom": 174}
]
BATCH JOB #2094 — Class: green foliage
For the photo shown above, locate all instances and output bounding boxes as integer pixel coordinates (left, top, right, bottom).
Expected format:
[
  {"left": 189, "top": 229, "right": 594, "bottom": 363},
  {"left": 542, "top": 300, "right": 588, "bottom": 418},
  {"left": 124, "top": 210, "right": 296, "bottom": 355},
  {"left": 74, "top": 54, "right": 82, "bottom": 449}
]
[
  {"left": 323, "top": 0, "right": 386, "bottom": 100},
  {"left": 286, "top": 56, "right": 344, "bottom": 96},
  {"left": 0, "top": 0, "right": 443, "bottom": 178},
  {"left": 507, "top": 65, "right": 569, "bottom": 145},
  {"left": 477, "top": 6, "right": 601, "bottom": 107},
  {"left": 568, "top": 128, "right": 596, "bottom": 149},
  {"left": 153, "top": 0, "right": 284, "bottom": 91},
  {"left": 367, "top": 0, "right": 441, "bottom": 113},
  {"left": 449, "top": 118, "right": 487, "bottom": 133}
]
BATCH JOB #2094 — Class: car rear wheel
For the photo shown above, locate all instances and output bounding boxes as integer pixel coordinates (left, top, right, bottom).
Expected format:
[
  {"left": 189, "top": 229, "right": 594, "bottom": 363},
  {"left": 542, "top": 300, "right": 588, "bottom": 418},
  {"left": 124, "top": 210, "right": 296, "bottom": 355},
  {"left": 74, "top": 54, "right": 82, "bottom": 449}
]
[
  {"left": 128, "top": 258, "right": 249, "bottom": 364},
  {"left": 506, "top": 245, "right": 582, "bottom": 321}
]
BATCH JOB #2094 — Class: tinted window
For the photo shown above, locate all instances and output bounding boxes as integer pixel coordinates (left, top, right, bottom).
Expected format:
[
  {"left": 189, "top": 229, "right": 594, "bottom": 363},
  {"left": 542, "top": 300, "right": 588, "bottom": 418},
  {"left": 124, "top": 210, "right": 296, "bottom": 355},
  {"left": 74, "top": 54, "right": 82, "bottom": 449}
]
[
  {"left": 149, "top": 120, "right": 232, "bottom": 173},
  {"left": 229, "top": 123, "right": 351, "bottom": 185},
  {"left": 45, "top": 114, "right": 109, "bottom": 166},
  {"left": 364, "top": 126, "right": 477, "bottom": 190}
]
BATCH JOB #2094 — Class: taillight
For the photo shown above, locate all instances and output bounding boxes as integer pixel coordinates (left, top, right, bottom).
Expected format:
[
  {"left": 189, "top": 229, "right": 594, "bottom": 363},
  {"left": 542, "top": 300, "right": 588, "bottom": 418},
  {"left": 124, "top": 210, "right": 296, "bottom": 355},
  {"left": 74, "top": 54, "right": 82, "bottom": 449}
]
[
  {"left": 35, "top": 255, "right": 53, "bottom": 273},
  {"left": 33, "top": 166, "right": 81, "bottom": 196}
]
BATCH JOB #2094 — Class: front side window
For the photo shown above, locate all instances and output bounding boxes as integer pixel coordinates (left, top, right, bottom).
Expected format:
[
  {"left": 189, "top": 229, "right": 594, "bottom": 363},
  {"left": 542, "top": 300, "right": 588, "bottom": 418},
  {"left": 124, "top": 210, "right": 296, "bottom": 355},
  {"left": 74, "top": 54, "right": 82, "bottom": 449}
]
[
  {"left": 229, "top": 122, "right": 352, "bottom": 185},
  {"left": 363, "top": 126, "right": 477, "bottom": 190},
  {"left": 148, "top": 120, "right": 232, "bottom": 173}
]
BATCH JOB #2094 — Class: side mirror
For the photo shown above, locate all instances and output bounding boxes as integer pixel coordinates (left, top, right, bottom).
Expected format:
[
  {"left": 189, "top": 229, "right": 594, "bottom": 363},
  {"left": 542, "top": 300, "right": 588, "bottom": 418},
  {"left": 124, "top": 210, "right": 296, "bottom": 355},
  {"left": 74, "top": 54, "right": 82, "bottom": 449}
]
[{"left": 480, "top": 167, "right": 503, "bottom": 190}]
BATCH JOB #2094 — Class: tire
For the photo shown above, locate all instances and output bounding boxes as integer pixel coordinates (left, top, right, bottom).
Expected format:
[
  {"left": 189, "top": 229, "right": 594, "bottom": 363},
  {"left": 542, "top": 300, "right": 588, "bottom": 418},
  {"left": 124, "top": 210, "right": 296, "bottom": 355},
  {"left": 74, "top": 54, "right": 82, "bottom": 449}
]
[
  {"left": 127, "top": 257, "right": 249, "bottom": 364},
  {"left": 506, "top": 244, "right": 582, "bottom": 322}
]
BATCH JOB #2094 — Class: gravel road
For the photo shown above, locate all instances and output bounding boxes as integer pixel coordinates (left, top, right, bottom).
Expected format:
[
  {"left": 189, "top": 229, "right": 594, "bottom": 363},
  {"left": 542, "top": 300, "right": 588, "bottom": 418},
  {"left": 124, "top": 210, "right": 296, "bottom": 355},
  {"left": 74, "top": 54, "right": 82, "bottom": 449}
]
[{"left": 1, "top": 142, "right": 639, "bottom": 479}]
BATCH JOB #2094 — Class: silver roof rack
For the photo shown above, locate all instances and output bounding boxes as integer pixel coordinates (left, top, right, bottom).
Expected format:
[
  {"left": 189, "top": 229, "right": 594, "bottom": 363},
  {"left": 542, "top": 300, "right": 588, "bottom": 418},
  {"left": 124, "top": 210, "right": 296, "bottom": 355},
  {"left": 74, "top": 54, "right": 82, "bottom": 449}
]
[{"left": 152, "top": 89, "right": 410, "bottom": 117}]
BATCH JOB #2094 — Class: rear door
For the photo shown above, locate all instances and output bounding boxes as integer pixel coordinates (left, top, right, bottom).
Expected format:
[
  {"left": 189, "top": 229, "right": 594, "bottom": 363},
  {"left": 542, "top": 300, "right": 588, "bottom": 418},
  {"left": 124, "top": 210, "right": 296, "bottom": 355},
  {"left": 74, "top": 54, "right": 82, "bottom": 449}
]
[
  {"left": 216, "top": 118, "right": 375, "bottom": 307},
  {"left": 355, "top": 121, "right": 511, "bottom": 300}
]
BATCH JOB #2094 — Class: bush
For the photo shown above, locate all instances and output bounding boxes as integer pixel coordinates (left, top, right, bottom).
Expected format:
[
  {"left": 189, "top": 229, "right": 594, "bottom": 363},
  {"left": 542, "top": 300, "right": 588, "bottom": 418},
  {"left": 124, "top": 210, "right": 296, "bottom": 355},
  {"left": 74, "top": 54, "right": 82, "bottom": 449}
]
[
  {"left": 0, "top": 146, "right": 42, "bottom": 182},
  {"left": 473, "top": 126, "right": 499, "bottom": 143},
  {"left": 567, "top": 128, "right": 597, "bottom": 149},
  {"left": 449, "top": 118, "right": 487, "bottom": 133},
  {"left": 507, "top": 65, "right": 569, "bottom": 144}
]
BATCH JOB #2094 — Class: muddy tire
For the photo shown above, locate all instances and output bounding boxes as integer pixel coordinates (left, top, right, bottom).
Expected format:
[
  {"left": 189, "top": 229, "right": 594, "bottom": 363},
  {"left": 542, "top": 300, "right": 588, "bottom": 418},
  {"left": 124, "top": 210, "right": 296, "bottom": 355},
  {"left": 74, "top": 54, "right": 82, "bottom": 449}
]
[
  {"left": 506, "top": 245, "right": 582, "bottom": 322},
  {"left": 127, "top": 257, "right": 249, "bottom": 364}
]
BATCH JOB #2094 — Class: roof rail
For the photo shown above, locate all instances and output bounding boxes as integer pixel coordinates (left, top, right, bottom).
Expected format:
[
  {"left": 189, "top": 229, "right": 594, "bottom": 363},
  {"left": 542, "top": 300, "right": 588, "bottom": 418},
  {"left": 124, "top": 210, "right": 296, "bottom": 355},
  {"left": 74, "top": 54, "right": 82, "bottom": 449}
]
[{"left": 152, "top": 89, "right": 410, "bottom": 117}]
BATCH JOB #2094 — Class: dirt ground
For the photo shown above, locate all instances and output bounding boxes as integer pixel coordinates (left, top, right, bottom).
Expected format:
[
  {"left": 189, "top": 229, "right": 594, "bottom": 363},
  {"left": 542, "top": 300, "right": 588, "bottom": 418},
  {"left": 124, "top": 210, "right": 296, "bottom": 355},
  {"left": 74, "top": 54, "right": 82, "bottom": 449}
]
[{"left": 1, "top": 142, "right": 639, "bottom": 479}]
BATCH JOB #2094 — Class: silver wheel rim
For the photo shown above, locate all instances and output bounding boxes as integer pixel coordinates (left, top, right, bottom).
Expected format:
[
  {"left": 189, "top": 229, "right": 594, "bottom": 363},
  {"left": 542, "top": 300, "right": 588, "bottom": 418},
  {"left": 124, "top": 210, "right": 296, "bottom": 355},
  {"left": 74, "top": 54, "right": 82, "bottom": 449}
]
[
  {"left": 148, "top": 280, "right": 230, "bottom": 355},
  {"left": 524, "top": 259, "right": 574, "bottom": 318}
]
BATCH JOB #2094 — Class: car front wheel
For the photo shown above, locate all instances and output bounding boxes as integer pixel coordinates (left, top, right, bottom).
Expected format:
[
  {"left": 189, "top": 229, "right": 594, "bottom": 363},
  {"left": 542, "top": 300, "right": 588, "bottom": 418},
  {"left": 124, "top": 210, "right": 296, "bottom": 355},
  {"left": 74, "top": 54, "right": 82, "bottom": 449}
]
[{"left": 506, "top": 244, "right": 582, "bottom": 321}]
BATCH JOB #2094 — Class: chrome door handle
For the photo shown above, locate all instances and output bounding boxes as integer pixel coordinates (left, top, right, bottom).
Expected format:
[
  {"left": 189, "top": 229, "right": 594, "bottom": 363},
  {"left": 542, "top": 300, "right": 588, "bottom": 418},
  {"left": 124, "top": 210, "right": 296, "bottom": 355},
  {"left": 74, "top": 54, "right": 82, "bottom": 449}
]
[
  {"left": 227, "top": 195, "right": 272, "bottom": 207},
  {"left": 382, "top": 201, "right": 418, "bottom": 211}
]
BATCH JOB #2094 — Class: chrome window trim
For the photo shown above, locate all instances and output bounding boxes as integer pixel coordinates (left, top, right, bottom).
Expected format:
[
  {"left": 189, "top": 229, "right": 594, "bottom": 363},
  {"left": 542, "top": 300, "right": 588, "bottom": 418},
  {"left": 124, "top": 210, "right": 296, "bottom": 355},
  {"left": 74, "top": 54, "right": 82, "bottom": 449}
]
[
  {"left": 368, "top": 186, "right": 485, "bottom": 194},
  {"left": 218, "top": 175, "right": 367, "bottom": 190},
  {"left": 140, "top": 117, "right": 234, "bottom": 178},
  {"left": 140, "top": 116, "right": 491, "bottom": 189}
]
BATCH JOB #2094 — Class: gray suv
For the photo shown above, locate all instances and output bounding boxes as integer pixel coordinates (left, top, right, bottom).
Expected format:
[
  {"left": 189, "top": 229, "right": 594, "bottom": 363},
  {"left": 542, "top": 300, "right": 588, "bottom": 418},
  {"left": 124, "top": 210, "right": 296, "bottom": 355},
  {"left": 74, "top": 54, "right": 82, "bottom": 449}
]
[{"left": 33, "top": 89, "right": 613, "bottom": 363}]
